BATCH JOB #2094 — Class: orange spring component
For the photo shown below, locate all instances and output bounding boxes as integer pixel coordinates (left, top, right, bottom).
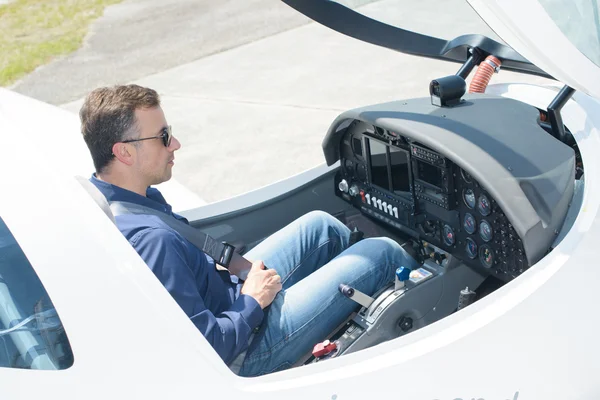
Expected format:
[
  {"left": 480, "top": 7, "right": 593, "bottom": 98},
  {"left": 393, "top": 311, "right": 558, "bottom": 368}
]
[{"left": 468, "top": 55, "right": 502, "bottom": 93}]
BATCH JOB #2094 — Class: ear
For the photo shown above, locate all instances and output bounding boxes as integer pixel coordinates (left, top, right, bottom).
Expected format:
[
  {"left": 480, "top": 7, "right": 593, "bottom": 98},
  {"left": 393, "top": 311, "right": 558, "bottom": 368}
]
[{"left": 112, "top": 142, "right": 135, "bottom": 166}]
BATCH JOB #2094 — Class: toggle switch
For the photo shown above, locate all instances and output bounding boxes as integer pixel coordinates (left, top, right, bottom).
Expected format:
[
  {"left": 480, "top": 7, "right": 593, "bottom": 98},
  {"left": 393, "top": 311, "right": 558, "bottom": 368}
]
[{"left": 365, "top": 193, "right": 371, "bottom": 205}]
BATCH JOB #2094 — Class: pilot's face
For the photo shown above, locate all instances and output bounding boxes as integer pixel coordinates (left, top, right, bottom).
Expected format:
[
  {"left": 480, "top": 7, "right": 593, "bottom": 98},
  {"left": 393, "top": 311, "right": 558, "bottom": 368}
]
[{"left": 132, "top": 106, "right": 181, "bottom": 186}]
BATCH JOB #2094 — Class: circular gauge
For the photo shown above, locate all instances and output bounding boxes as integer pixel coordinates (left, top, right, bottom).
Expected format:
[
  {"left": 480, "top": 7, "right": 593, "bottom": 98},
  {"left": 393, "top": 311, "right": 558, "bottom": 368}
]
[
  {"left": 477, "top": 194, "right": 492, "bottom": 216},
  {"left": 344, "top": 159, "right": 354, "bottom": 173},
  {"left": 479, "top": 220, "right": 493, "bottom": 242},
  {"left": 463, "top": 188, "right": 476, "bottom": 209},
  {"left": 442, "top": 224, "right": 455, "bottom": 246},
  {"left": 461, "top": 168, "right": 473, "bottom": 183},
  {"left": 465, "top": 238, "right": 478, "bottom": 259},
  {"left": 463, "top": 213, "right": 476, "bottom": 235},
  {"left": 479, "top": 245, "right": 494, "bottom": 268}
]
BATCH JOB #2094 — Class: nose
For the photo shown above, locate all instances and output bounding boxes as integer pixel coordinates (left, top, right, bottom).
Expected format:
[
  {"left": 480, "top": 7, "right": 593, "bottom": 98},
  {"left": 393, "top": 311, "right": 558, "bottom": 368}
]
[{"left": 169, "top": 136, "right": 182, "bottom": 151}]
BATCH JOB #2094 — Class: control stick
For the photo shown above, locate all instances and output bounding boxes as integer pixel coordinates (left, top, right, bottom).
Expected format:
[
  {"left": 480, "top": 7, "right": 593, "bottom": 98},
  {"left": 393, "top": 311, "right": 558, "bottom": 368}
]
[
  {"left": 339, "top": 284, "right": 374, "bottom": 308},
  {"left": 457, "top": 286, "right": 476, "bottom": 310}
]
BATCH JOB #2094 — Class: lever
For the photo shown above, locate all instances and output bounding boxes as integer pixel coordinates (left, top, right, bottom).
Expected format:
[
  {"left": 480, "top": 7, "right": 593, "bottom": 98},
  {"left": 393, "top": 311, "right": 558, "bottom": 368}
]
[
  {"left": 339, "top": 284, "right": 374, "bottom": 308},
  {"left": 394, "top": 266, "right": 411, "bottom": 290},
  {"left": 348, "top": 227, "right": 364, "bottom": 246}
]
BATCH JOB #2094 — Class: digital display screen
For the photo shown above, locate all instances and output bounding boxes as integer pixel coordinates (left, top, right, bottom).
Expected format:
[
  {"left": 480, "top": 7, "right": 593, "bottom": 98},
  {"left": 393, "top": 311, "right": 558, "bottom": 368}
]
[
  {"left": 416, "top": 160, "right": 443, "bottom": 188},
  {"left": 368, "top": 139, "right": 389, "bottom": 190},
  {"left": 390, "top": 147, "right": 410, "bottom": 195}
]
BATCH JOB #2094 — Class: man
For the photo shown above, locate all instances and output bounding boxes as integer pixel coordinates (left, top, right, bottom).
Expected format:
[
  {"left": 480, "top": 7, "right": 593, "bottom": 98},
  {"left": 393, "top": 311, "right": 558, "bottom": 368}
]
[{"left": 81, "top": 85, "right": 419, "bottom": 376}]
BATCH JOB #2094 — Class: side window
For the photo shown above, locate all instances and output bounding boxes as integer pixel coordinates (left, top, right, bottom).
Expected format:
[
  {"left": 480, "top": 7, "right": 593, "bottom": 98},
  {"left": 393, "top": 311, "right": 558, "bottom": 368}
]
[{"left": 0, "top": 217, "right": 73, "bottom": 370}]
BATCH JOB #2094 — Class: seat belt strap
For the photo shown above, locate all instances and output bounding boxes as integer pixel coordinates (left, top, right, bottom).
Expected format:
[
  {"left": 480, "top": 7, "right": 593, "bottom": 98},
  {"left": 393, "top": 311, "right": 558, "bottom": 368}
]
[{"left": 109, "top": 201, "right": 252, "bottom": 273}]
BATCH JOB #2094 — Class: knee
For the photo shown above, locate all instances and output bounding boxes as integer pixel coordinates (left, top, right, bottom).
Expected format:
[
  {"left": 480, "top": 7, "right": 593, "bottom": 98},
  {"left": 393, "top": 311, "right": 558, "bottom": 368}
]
[
  {"left": 353, "top": 237, "right": 413, "bottom": 267},
  {"left": 296, "top": 211, "right": 350, "bottom": 246},
  {"left": 301, "top": 210, "right": 335, "bottom": 224},
  {"left": 354, "top": 237, "right": 400, "bottom": 253},
  {"left": 300, "top": 210, "right": 346, "bottom": 232}
]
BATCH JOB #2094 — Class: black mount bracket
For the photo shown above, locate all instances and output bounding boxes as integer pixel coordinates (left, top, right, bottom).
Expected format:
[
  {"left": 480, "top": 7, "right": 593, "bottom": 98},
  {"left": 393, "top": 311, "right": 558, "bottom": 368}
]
[
  {"left": 456, "top": 47, "right": 485, "bottom": 79},
  {"left": 547, "top": 85, "right": 575, "bottom": 145}
]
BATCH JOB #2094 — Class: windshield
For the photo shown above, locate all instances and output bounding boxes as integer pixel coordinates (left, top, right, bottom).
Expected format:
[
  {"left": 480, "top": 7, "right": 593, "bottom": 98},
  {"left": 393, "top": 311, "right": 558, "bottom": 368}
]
[
  {"left": 0, "top": 217, "right": 73, "bottom": 370},
  {"left": 330, "top": 0, "right": 504, "bottom": 42},
  {"left": 538, "top": 0, "right": 600, "bottom": 67},
  {"left": 333, "top": 0, "right": 599, "bottom": 67}
]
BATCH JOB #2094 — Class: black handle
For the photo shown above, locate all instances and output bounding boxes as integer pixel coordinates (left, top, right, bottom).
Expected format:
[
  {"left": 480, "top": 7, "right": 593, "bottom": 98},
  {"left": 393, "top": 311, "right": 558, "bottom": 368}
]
[{"left": 338, "top": 283, "right": 354, "bottom": 298}]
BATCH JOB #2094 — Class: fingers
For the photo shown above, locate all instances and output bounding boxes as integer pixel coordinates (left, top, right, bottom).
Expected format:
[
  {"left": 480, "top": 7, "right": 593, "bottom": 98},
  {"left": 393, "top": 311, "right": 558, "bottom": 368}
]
[
  {"left": 266, "top": 268, "right": 281, "bottom": 289},
  {"left": 251, "top": 260, "right": 265, "bottom": 270},
  {"left": 249, "top": 260, "right": 281, "bottom": 289},
  {"left": 272, "top": 273, "right": 281, "bottom": 284},
  {"left": 266, "top": 273, "right": 282, "bottom": 292}
]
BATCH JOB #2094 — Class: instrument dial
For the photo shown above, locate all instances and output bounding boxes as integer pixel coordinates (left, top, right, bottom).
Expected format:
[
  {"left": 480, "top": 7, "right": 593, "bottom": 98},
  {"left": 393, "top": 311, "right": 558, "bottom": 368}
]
[
  {"left": 479, "top": 245, "right": 494, "bottom": 268},
  {"left": 463, "top": 213, "right": 476, "bottom": 235},
  {"left": 477, "top": 194, "right": 492, "bottom": 216},
  {"left": 344, "top": 159, "right": 354, "bottom": 174},
  {"left": 463, "top": 188, "right": 476, "bottom": 209},
  {"left": 465, "top": 238, "right": 477, "bottom": 259},
  {"left": 479, "top": 220, "right": 493, "bottom": 242},
  {"left": 461, "top": 168, "right": 473, "bottom": 183},
  {"left": 442, "top": 224, "right": 455, "bottom": 246}
]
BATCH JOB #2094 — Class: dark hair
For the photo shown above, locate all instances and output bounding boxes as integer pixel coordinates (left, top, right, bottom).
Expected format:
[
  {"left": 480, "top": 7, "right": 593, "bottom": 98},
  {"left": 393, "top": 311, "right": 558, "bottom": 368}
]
[{"left": 80, "top": 85, "right": 160, "bottom": 173}]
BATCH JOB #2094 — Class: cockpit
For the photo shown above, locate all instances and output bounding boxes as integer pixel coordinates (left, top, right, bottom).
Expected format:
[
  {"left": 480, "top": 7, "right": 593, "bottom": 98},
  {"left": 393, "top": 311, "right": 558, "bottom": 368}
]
[
  {"left": 328, "top": 93, "right": 574, "bottom": 280},
  {"left": 297, "top": 81, "right": 580, "bottom": 365}
]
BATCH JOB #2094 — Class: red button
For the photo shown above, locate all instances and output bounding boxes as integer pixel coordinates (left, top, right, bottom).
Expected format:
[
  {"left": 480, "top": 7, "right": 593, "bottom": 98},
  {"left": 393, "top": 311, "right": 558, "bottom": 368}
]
[
  {"left": 312, "top": 340, "right": 337, "bottom": 358},
  {"left": 360, "top": 190, "right": 366, "bottom": 203}
]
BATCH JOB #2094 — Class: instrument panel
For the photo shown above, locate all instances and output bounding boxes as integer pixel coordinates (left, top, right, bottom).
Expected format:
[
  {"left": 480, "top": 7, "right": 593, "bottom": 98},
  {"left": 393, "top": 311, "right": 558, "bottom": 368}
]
[{"left": 336, "top": 122, "right": 528, "bottom": 281}]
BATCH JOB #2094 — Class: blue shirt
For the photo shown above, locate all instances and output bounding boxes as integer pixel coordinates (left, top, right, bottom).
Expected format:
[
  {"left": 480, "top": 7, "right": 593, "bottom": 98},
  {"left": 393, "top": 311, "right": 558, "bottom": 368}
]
[{"left": 90, "top": 175, "right": 263, "bottom": 364}]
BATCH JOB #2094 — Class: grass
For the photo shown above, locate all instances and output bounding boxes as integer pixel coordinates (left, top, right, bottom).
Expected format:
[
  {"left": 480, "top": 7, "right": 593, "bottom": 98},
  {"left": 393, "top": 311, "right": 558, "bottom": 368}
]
[{"left": 0, "top": 0, "right": 122, "bottom": 87}]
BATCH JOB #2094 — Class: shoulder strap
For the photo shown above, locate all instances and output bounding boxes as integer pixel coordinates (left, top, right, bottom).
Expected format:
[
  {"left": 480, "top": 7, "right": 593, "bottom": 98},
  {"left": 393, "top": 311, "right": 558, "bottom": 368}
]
[{"left": 110, "top": 201, "right": 251, "bottom": 274}]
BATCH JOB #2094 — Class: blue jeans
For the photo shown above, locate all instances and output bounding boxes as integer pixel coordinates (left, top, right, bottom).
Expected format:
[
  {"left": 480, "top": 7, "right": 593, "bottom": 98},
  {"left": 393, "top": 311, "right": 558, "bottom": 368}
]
[{"left": 237, "top": 211, "right": 418, "bottom": 376}]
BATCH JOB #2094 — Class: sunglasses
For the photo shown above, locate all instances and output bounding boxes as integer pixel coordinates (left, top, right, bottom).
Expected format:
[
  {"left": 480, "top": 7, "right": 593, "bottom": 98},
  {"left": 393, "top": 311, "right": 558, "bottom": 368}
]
[{"left": 121, "top": 125, "right": 173, "bottom": 147}]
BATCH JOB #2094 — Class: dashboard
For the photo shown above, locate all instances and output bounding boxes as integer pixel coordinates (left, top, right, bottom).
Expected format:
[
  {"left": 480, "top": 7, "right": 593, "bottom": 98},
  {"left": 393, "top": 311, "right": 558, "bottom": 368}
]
[
  {"left": 337, "top": 124, "right": 526, "bottom": 280},
  {"left": 323, "top": 94, "right": 575, "bottom": 282}
]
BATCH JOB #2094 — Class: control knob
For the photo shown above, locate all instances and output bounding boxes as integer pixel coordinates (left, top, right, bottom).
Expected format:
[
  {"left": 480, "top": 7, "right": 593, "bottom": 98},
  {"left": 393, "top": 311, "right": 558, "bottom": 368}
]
[
  {"left": 349, "top": 185, "right": 359, "bottom": 197},
  {"left": 338, "top": 179, "right": 349, "bottom": 193}
]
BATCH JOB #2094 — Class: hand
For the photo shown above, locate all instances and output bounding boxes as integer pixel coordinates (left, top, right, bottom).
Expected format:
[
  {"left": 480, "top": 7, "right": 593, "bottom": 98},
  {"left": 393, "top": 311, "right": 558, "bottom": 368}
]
[{"left": 241, "top": 261, "right": 282, "bottom": 309}]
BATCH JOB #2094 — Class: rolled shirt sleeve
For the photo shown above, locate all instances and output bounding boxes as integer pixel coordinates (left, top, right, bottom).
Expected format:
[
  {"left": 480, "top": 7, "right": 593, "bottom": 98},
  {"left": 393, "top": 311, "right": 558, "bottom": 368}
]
[{"left": 131, "top": 227, "right": 264, "bottom": 364}]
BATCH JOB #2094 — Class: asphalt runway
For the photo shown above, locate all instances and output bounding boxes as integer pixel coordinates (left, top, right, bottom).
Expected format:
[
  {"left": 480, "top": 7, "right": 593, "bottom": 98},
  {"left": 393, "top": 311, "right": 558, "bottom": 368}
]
[{"left": 13, "top": 0, "right": 554, "bottom": 206}]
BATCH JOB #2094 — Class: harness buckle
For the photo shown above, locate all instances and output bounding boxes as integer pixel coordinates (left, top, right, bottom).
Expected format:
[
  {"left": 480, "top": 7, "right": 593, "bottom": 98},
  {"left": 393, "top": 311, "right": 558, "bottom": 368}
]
[{"left": 218, "top": 241, "right": 235, "bottom": 267}]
